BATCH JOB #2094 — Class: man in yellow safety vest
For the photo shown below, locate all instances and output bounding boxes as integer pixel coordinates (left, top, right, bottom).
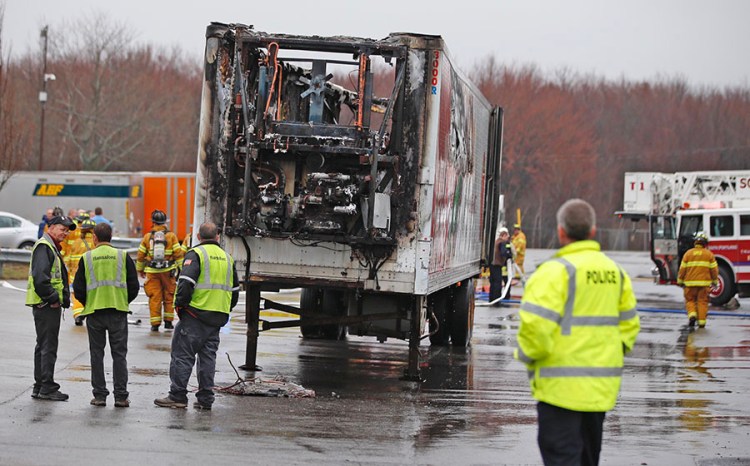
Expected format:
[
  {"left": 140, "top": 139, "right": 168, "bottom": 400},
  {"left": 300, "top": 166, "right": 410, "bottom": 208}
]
[
  {"left": 73, "top": 223, "right": 140, "bottom": 407},
  {"left": 154, "top": 222, "right": 239, "bottom": 410},
  {"left": 26, "top": 215, "right": 76, "bottom": 401}
]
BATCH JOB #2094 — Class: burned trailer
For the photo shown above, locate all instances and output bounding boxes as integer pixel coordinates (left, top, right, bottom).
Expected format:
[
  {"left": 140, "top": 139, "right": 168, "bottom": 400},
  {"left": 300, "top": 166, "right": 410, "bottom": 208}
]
[{"left": 193, "top": 23, "right": 503, "bottom": 380}]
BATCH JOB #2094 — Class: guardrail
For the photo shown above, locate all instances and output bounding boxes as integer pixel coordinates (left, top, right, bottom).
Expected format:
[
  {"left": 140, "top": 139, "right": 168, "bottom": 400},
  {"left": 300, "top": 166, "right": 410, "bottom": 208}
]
[{"left": 0, "top": 237, "right": 141, "bottom": 275}]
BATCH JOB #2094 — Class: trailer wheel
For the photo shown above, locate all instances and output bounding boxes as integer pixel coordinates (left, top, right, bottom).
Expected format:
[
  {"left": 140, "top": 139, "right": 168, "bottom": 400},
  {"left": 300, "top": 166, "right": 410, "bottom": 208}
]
[
  {"left": 710, "top": 265, "right": 735, "bottom": 306},
  {"left": 300, "top": 288, "right": 323, "bottom": 338},
  {"left": 450, "top": 279, "right": 475, "bottom": 347},
  {"left": 320, "top": 290, "right": 346, "bottom": 340},
  {"left": 428, "top": 289, "right": 451, "bottom": 346}
]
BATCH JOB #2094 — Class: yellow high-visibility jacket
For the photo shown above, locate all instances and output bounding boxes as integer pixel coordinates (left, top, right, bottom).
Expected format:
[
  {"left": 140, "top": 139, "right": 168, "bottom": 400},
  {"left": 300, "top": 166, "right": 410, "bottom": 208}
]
[
  {"left": 512, "top": 230, "right": 527, "bottom": 258},
  {"left": 677, "top": 245, "right": 718, "bottom": 287},
  {"left": 514, "top": 240, "right": 640, "bottom": 412}
]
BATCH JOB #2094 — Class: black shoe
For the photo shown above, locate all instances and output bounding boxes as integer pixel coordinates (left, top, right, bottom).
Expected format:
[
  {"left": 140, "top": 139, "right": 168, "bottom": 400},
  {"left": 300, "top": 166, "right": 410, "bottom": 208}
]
[
  {"left": 114, "top": 398, "right": 130, "bottom": 408},
  {"left": 37, "top": 390, "right": 69, "bottom": 401},
  {"left": 90, "top": 397, "right": 106, "bottom": 407},
  {"left": 151, "top": 325, "right": 160, "bottom": 332},
  {"left": 688, "top": 316, "right": 696, "bottom": 328},
  {"left": 193, "top": 401, "right": 212, "bottom": 411},
  {"left": 74, "top": 316, "right": 84, "bottom": 326},
  {"left": 31, "top": 390, "right": 40, "bottom": 399},
  {"left": 164, "top": 321, "right": 174, "bottom": 329}
]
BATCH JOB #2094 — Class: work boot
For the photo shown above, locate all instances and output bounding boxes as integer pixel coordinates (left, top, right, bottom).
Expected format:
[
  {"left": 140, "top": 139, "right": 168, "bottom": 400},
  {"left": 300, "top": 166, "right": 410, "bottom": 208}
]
[
  {"left": 74, "top": 316, "right": 84, "bottom": 326},
  {"left": 193, "top": 401, "right": 212, "bottom": 411},
  {"left": 37, "top": 390, "right": 69, "bottom": 402},
  {"left": 90, "top": 397, "right": 107, "bottom": 407},
  {"left": 164, "top": 321, "right": 174, "bottom": 330},
  {"left": 114, "top": 398, "right": 130, "bottom": 408},
  {"left": 698, "top": 320, "right": 707, "bottom": 329},
  {"left": 151, "top": 325, "right": 160, "bottom": 332},
  {"left": 154, "top": 396, "right": 187, "bottom": 409},
  {"left": 688, "top": 316, "right": 696, "bottom": 328},
  {"left": 31, "top": 387, "right": 40, "bottom": 399}
]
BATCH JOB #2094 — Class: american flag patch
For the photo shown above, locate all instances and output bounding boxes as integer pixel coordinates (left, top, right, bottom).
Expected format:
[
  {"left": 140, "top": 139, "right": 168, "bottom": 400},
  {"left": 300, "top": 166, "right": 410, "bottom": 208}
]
[{"left": 184, "top": 259, "right": 192, "bottom": 266}]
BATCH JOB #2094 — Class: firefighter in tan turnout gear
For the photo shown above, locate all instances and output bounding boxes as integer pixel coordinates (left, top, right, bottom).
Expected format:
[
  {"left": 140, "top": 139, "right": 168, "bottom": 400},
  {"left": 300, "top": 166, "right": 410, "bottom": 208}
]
[
  {"left": 63, "top": 218, "right": 96, "bottom": 325},
  {"left": 677, "top": 232, "right": 718, "bottom": 329},
  {"left": 136, "top": 210, "right": 183, "bottom": 331}
]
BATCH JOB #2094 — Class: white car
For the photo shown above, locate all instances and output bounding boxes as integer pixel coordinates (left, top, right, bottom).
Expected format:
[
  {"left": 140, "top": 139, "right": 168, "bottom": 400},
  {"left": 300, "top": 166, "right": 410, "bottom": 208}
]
[{"left": 0, "top": 211, "right": 39, "bottom": 250}]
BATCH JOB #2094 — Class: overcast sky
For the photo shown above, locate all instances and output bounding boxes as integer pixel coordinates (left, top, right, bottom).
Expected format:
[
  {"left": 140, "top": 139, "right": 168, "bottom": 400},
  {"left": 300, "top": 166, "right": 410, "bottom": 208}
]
[{"left": 3, "top": 0, "right": 749, "bottom": 89}]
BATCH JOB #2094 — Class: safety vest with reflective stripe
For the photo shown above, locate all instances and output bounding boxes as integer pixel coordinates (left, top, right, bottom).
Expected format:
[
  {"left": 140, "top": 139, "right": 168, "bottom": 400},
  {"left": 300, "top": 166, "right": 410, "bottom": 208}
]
[
  {"left": 514, "top": 240, "right": 640, "bottom": 412},
  {"left": 185, "top": 244, "right": 235, "bottom": 314},
  {"left": 26, "top": 236, "right": 65, "bottom": 306},
  {"left": 79, "top": 245, "right": 129, "bottom": 316},
  {"left": 677, "top": 245, "right": 718, "bottom": 287}
]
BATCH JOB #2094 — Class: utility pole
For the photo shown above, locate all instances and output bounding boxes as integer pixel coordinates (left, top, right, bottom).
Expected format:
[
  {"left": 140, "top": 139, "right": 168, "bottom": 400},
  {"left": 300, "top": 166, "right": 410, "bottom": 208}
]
[{"left": 38, "top": 25, "right": 49, "bottom": 171}]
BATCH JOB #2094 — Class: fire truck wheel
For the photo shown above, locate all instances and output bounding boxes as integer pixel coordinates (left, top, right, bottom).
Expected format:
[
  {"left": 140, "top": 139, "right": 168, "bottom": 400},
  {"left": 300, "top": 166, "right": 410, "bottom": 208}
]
[
  {"left": 300, "top": 288, "right": 324, "bottom": 338},
  {"left": 450, "top": 279, "right": 475, "bottom": 347},
  {"left": 428, "top": 289, "right": 451, "bottom": 346},
  {"left": 710, "top": 265, "right": 735, "bottom": 306}
]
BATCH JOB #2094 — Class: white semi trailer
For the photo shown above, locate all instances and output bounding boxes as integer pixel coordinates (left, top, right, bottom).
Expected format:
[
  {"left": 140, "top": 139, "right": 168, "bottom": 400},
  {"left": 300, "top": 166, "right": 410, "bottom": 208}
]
[{"left": 192, "top": 23, "right": 503, "bottom": 380}]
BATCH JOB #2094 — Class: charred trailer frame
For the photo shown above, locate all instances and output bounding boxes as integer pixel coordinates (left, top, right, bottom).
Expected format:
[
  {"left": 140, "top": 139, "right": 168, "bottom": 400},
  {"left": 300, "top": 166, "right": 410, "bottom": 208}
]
[{"left": 193, "top": 23, "right": 503, "bottom": 381}]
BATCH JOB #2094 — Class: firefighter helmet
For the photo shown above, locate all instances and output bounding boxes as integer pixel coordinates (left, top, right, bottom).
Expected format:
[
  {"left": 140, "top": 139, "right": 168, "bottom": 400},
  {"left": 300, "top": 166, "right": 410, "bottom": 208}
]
[
  {"left": 52, "top": 206, "right": 64, "bottom": 217},
  {"left": 151, "top": 209, "right": 167, "bottom": 225},
  {"left": 80, "top": 219, "right": 96, "bottom": 230},
  {"left": 694, "top": 231, "right": 709, "bottom": 244}
]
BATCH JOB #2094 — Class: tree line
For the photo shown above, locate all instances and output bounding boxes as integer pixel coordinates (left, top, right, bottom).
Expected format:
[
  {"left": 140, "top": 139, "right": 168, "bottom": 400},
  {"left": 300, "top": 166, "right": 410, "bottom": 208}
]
[{"left": 2, "top": 13, "right": 749, "bottom": 248}]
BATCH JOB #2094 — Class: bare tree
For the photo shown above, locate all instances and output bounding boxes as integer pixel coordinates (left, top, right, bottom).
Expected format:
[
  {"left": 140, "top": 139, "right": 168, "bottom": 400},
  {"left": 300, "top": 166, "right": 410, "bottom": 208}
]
[
  {"left": 49, "top": 12, "right": 187, "bottom": 170},
  {"left": 0, "top": 2, "right": 29, "bottom": 191}
]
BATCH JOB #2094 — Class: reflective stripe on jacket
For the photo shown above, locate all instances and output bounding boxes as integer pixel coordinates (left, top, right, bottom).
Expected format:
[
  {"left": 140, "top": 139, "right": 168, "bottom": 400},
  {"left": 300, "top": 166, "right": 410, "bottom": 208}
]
[
  {"left": 80, "top": 245, "right": 129, "bottom": 316},
  {"left": 183, "top": 244, "right": 236, "bottom": 313},
  {"left": 514, "top": 240, "right": 640, "bottom": 412},
  {"left": 677, "top": 245, "right": 718, "bottom": 287},
  {"left": 136, "top": 225, "right": 183, "bottom": 274},
  {"left": 26, "top": 236, "right": 64, "bottom": 306}
]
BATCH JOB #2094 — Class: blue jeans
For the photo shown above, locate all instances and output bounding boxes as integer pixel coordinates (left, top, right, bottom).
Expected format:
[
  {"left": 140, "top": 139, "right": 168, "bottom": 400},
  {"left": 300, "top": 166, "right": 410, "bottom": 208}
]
[{"left": 168, "top": 314, "right": 220, "bottom": 405}]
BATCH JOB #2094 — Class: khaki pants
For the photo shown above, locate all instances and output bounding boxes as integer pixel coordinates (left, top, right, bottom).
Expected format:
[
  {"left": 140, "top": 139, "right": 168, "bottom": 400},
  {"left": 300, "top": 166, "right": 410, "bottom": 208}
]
[
  {"left": 683, "top": 286, "right": 710, "bottom": 325},
  {"left": 144, "top": 271, "right": 176, "bottom": 326}
]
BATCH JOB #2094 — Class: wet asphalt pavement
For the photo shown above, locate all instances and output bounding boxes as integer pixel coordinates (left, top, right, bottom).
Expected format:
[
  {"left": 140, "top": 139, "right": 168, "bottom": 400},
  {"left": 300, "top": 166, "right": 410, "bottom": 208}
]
[{"left": 0, "top": 249, "right": 749, "bottom": 465}]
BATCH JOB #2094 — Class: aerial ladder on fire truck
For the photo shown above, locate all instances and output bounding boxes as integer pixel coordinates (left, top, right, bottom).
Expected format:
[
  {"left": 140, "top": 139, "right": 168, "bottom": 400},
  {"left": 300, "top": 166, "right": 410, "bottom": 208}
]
[{"left": 619, "top": 170, "right": 750, "bottom": 305}]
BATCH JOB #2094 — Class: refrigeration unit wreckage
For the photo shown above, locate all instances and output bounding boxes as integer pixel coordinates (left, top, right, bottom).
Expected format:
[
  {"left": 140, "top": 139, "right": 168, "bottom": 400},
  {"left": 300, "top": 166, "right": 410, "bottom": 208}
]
[{"left": 193, "top": 23, "right": 503, "bottom": 380}]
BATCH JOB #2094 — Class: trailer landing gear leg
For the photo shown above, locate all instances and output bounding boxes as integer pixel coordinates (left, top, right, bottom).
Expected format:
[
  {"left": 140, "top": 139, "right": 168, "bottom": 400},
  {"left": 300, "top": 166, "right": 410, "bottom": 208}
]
[
  {"left": 239, "top": 284, "right": 263, "bottom": 371},
  {"left": 401, "top": 302, "right": 423, "bottom": 382}
]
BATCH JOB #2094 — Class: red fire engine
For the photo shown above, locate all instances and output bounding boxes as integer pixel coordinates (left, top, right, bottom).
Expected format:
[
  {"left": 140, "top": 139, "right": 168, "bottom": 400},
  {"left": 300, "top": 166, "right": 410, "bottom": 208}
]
[{"left": 619, "top": 171, "right": 750, "bottom": 305}]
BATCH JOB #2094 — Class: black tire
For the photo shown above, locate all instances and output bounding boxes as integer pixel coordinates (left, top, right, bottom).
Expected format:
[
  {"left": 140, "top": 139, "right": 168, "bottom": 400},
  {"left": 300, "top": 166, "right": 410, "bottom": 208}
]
[
  {"left": 319, "top": 290, "right": 346, "bottom": 340},
  {"left": 300, "top": 288, "right": 323, "bottom": 338},
  {"left": 428, "top": 289, "right": 451, "bottom": 346},
  {"left": 450, "top": 279, "right": 475, "bottom": 347},
  {"left": 710, "top": 265, "right": 735, "bottom": 306},
  {"left": 19, "top": 241, "right": 35, "bottom": 250}
]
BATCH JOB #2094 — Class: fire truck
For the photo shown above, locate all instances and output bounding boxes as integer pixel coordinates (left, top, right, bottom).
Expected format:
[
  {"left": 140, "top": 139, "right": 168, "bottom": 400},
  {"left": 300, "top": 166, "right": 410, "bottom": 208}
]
[{"left": 619, "top": 171, "right": 750, "bottom": 305}]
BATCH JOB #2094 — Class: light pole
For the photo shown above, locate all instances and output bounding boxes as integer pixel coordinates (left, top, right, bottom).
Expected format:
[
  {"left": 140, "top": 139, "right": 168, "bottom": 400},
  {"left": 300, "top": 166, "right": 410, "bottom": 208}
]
[{"left": 38, "top": 25, "right": 54, "bottom": 171}]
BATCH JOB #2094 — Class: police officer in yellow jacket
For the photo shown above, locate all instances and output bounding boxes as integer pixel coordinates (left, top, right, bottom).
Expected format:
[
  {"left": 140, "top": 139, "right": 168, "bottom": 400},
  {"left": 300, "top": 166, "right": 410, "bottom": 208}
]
[
  {"left": 514, "top": 199, "right": 640, "bottom": 465},
  {"left": 73, "top": 223, "right": 140, "bottom": 407},
  {"left": 154, "top": 222, "right": 239, "bottom": 410},
  {"left": 677, "top": 232, "right": 718, "bottom": 329},
  {"left": 26, "top": 215, "right": 76, "bottom": 401}
]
